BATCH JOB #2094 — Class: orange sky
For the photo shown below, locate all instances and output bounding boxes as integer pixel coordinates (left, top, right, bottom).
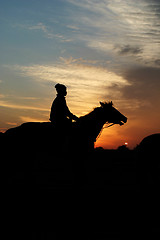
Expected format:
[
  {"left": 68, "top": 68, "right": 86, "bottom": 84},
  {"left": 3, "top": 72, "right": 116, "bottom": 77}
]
[{"left": 0, "top": 0, "right": 160, "bottom": 149}]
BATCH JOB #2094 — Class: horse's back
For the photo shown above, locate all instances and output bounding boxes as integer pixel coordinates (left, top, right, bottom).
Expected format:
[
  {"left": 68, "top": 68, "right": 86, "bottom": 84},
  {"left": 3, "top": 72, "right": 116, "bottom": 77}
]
[
  {"left": 3, "top": 120, "right": 94, "bottom": 154},
  {"left": 3, "top": 122, "right": 55, "bottom": 151}
]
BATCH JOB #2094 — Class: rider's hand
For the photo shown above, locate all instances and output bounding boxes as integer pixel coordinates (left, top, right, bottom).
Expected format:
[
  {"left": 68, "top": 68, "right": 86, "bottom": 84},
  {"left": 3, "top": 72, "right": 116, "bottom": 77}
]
[{"left": 75, "top": 116, "right": 79, "bottom": 121}]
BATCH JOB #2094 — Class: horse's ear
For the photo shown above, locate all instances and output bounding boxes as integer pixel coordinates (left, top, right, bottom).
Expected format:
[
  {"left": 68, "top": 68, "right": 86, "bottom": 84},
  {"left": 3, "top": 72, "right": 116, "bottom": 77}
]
[
  {"left": 100, "top": 102, "right": 105, "bottom": 107},
  {"left": 108, "top": 101, "right": 113, "bottom": 106}
]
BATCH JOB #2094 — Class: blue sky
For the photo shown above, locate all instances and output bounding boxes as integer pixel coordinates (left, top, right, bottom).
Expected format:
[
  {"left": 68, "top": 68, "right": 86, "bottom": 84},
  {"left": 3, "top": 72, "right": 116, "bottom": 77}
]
[{"left": 1, "top": 0, "right": 160, "bottom": 148}]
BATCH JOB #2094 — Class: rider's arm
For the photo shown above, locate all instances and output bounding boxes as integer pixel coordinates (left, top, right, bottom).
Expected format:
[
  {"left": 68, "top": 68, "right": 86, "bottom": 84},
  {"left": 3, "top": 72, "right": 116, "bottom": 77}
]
[{"left": 65, "top": 100, "right": 78, "bottom": 121}]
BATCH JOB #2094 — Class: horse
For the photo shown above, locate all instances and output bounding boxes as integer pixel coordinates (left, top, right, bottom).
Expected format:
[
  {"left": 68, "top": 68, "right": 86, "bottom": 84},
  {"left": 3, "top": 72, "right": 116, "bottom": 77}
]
[
  {"left": 1, "top": 101, "right": 127, "bottom": 187},
  {"left": 75, "top": 101, "right": 127, "bottom": 151},
  {"left": 1, "top": 101, "right": 127, "bottom": 155}
]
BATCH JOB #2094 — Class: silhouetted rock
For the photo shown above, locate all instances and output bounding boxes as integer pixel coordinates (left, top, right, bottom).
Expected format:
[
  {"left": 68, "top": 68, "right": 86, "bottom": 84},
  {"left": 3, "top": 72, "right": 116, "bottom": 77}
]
[{"left": 136, "top": 133, "right": 160, "bottom": 184}]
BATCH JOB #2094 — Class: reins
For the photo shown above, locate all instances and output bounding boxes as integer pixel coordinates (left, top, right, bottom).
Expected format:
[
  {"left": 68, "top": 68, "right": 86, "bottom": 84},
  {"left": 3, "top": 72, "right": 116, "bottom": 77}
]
[
  {"left": 96, "top": 123, "right": 115, "bottom": 141},
  {"left": 104, "top": 123, "right": 115, "bottom": 129}
]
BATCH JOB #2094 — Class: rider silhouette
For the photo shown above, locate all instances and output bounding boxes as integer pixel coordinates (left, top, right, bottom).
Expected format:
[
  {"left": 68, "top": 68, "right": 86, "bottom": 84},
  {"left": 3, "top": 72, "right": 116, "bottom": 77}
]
[{"left": 50, "top": 84, "right": 78, "bottom": 128}]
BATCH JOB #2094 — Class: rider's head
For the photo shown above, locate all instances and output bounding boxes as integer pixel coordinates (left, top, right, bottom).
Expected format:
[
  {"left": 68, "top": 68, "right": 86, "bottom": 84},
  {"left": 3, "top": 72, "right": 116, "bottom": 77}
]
[{"left": 55, "top": 83, "right": 67, "bottom": 96}]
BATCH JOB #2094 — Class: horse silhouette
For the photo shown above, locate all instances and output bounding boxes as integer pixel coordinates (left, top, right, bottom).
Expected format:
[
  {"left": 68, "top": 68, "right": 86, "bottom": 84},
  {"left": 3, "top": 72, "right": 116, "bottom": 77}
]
[
  {"left": 136, "top": 133, "right": 160, "bottom": 184},
  {"left": 1, "top": 101, "right": 127, "bottom": 155}
]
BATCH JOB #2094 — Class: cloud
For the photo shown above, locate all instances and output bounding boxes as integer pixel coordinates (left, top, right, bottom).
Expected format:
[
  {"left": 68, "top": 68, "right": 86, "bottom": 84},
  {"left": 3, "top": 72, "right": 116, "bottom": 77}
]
[
  {"left": 66, "top": 25, "right": 79, "bottom": 30},
  {"left": 0, "top": 93, "right": 47, "bottom": 112},
  {"left": 68, "top": 0, "right": 160, "bottom": 66},
  {"left": 122, "top": 66, "right": 160, "bottom": 103},
  {"left": 59, "top": 56, "right": 99, "bottom": 65},
  {"left": 0, "top": 100, "right": 48, "bottom": 112},
  {"left": 20, "top": 116, "right": 46, "bottom": 123},
  {"left": 6, "top": 58, "right": 130, "bottom": 114},
  {"left": 154, "top": 59, "right": 160, "bottom": 66},
  {"left": 28, "top": 22, "right": 47, "bottom": 32},
  {"left": 11, "top": 59, "right": 129, "bottom": 86},
  {"left": 6, "top": 122, "right": 18, "bottom": 126},
  {"left": 115, "top": 45, "right": 143, "bottom": 55},
  {"left": 15, "top": 22, "right": 73, "bottom": 42},
  {"left": 27, "top": 22, "right": 64, "bottom": 40}
]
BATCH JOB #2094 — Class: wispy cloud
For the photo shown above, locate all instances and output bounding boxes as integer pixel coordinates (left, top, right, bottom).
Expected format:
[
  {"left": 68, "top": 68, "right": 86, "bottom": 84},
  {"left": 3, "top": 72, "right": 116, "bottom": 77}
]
[
  {"left": 115, "top": 44, "right": 143, "bottom": 56},
  {"left": 9, "top": 59, "right": 129, "bottom": 86},
  {"left": 20, "top": 116, "right": 46, "bottom": 123},
  {"left": 6, "top": 122, "right": 18, "bottom": 126},
  {"left": 66, "top": 25, "right": 79, "bottom": 31},
  {"left": 15, "top": 22, "right": 73, "bottom": 42},
  {"left": 0, "top": 94, "right": 39, "bottom": 101},
  {"left": 0, "top": 100, "right": 48, "bottom": 112},
  {"left": 68, "top": 0, "right": 160, "bottom": 66},
  {"left": 6, "top": 58, "right": 130, "bottom": 114},
  {"left": 27, "top": 22, "right": 47, "bottom": 32}
]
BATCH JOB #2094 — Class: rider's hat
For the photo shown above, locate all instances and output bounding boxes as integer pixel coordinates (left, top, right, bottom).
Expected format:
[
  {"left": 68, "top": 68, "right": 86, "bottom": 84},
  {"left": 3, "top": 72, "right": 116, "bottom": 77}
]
[{"left": 55, "top": 83, "right": 66, "bottom": 93}]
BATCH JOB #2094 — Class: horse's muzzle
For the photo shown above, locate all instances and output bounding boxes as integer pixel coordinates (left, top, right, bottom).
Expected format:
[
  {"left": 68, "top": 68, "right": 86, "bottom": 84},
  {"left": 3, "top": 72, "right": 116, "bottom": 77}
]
[
  {"left": 123, "top": 117, "right": 127, "bottom": 123},
  {"left": 119, "top": 116, "right": 127, "bottom": 125}
]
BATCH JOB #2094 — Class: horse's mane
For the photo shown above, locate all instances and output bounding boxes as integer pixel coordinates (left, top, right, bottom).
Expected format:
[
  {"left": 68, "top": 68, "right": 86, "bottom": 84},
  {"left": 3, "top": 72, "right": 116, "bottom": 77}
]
[
  {"left": 79, "top": 101, "right": 113, "bottom": 120},
  {"left": 79, "top": 107, "right": 100, "bottom": 121}
]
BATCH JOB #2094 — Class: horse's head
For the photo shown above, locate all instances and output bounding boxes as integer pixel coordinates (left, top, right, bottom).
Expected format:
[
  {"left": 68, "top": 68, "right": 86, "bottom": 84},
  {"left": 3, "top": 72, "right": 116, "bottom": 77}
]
[{"left": 100, "top": 101, "right": 127, "bottom": 126}]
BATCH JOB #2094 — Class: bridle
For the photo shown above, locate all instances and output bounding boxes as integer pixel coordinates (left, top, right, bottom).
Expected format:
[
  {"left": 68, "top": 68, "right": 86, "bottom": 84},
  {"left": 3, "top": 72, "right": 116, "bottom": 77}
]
[
  {"left": 96, "top": 123, "right": 115, "bottom": 141},
  {"left": 103, "top": 123, "right": 115, "bottom": 129}
]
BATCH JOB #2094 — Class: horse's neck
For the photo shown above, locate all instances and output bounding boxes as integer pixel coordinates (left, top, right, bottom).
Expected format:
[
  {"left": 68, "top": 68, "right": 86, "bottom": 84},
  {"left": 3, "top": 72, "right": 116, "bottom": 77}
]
[
  {"left": 79, "top": 108, "right": 106, "bottom": 140},
  {"left": 92, "top": 117, "right": 106, "bottom": 140}
]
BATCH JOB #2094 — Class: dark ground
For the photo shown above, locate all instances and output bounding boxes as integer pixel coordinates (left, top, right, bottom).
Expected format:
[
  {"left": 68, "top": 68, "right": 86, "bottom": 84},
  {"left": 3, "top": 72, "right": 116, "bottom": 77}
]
[{"left": 4, "top": 146, "right": 160, "bottom": 239}]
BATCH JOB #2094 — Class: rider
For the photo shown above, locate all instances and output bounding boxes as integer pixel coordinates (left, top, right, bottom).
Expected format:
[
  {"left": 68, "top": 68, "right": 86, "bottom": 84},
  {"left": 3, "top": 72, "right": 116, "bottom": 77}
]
[{"left": 50, "top": 83, "right": 78, "bottom": 128}]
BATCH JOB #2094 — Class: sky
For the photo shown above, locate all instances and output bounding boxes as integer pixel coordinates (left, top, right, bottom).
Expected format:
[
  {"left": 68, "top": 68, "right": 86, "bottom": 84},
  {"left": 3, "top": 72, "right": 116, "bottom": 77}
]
[{"left": 0, "top": 0, "right": 160, "bottom": 149}]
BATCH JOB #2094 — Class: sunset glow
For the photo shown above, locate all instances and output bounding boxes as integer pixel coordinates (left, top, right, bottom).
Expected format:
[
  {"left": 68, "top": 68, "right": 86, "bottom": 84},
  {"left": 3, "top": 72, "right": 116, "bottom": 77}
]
[{"left": 1, "top": 0, "right": 160, "bottom": 149}]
